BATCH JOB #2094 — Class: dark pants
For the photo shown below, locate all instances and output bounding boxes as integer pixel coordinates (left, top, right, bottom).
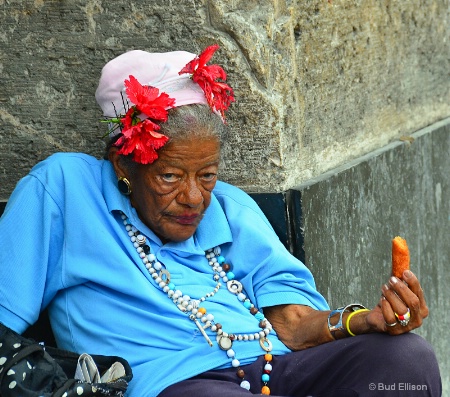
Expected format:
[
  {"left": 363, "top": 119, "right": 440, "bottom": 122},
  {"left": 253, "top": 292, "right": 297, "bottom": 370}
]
[{"left": 159, "top": 333, "right": 441, "bottom": 396}]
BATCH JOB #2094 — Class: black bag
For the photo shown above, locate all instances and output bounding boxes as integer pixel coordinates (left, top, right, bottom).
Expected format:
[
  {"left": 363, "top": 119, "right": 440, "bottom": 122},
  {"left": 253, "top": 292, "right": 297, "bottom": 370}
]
[{"left": 0, "top": 322, "right": 133, "bottom": 397}]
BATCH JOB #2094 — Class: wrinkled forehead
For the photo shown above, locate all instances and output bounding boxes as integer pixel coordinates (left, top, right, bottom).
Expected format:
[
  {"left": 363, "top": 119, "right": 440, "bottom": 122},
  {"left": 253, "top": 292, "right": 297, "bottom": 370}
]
[{"left": 152, "top": 136, "right": 221, "bottom": 167}]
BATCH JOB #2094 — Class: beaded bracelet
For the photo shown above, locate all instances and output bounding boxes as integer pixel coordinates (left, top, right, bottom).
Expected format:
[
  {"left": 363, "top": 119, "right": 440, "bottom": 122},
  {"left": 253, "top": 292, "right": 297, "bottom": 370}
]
[{"left": 345, "top": 309, "right": 370, "bottom": 336}]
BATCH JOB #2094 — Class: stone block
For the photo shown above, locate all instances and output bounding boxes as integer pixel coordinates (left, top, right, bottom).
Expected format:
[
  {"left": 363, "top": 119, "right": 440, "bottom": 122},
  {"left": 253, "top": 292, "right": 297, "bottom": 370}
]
[{"left": 1, "top": 1, "right": 449, "bottom": 198}]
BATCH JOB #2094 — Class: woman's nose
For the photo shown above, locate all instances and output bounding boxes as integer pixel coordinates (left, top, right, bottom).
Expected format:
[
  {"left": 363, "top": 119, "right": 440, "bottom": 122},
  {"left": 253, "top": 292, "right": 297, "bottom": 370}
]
[{"left": 177, "top": 179, "right": 204, "bottom": 207}]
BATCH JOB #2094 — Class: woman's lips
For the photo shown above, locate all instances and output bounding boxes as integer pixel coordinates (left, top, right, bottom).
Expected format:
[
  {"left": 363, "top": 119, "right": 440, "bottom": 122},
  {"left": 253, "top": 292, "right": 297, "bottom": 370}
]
[{"left": 173, "top": 214, "right": 201, "bottom": 225}]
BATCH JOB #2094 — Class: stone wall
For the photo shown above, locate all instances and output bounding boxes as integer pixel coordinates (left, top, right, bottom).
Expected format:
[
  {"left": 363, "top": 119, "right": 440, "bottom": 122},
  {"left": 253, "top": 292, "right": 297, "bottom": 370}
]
[
  {"left": 1, "top": 0, "right": 449, "bottom": 197},
  {"left": 298, "top": 118, "right": 450, "bottom": 394}
]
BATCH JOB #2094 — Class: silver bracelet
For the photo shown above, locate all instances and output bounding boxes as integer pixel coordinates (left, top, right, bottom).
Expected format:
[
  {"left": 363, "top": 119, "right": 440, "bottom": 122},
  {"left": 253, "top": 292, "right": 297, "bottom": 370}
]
[{"left": 327, "top": 303, "right": 367, "bottom": 339}]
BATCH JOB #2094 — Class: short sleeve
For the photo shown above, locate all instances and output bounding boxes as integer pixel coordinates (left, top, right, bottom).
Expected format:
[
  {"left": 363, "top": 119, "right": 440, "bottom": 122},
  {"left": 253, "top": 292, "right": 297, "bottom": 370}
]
[
  {"left": 212, "top": 182, "right": 329, "bottom": 312},
  {"left": 0, "top": 173, "right": 64, "bottom": 333}
]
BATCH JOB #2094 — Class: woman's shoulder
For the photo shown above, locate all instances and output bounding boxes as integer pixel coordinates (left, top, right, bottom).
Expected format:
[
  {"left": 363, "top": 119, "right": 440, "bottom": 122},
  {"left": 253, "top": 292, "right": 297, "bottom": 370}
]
[
  {"left": 32, "top": 152, "right": 101, "bottom": 171},
  {"left": 213, "top": 180, "right": 257, "bottom": 207},
  {"left": 26, "top": 153, "right": 105, "bottom": 198},
  {"left": 30, "top": 152, "right": 103, "bottom": 180},
  {"left": 213, "top": 181, "right": 273, "bottom": 227}
]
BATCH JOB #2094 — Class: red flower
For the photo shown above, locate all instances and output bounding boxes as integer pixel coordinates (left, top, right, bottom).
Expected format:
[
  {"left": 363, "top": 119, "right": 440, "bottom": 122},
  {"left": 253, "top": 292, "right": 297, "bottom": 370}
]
[
  {"left": 124, "top": 75, "right": 175, "bottom": 121},
  {"left": 116, "top": 119, "right": 169, "bottom": 164},
  {"left": 111, "top": 76, "right": 175, "bottom": 164},
  {"left": 179, "top": 44, "right": 235, "bottom": 119}
]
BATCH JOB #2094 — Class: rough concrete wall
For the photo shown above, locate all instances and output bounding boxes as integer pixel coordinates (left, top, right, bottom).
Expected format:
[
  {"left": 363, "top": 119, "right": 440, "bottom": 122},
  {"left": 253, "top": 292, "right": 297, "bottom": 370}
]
[
  {"left": 297, "top": 118, "right": 450, "bottom": 394},
  {"left": 1, "top": 0, "right": 449, "bottom": 198}
]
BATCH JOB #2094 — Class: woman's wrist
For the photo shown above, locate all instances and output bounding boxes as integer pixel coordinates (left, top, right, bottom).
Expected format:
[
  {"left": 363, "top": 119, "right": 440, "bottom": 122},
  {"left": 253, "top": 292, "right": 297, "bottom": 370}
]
[
  {"left": 327, "top": 304, "right": 368, "bottom": 339},
  {"left": 345, "top": 309, "right": 370, "bottom": 336}
]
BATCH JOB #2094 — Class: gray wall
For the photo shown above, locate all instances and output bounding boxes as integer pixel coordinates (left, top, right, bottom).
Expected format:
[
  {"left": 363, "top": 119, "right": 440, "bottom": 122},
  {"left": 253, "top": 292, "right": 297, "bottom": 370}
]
[
  {"left": 298, "top": 118, "right": 450, "bottom": 394},
  {"left": 1, "top": 0, "right": 449, "bottom": 197}
]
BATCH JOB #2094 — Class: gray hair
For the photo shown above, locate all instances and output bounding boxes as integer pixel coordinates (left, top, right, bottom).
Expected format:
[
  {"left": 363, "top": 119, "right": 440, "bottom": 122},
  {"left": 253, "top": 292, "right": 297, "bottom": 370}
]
[
  {"left": 159, "top": 104, "right": 226, "bottom": 143},
  {"left": 105, "top": 104, "right": 226, "bottom": 167}
]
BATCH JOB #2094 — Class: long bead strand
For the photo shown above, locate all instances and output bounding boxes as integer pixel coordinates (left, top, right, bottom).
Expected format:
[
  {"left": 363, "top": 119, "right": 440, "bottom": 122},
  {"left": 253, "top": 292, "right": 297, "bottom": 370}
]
[{"left": 122, "top": 213, "right": 273, "bottom": 393}]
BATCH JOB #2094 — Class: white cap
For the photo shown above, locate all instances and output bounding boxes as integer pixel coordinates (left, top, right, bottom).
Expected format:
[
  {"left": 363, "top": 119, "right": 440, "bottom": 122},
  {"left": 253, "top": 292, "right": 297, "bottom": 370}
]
[{"left": 95, "top": 50, "right": 208, "bottom": 135}]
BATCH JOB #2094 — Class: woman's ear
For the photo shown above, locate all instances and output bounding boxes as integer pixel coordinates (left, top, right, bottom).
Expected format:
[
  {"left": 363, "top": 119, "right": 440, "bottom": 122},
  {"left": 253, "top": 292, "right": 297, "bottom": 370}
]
[{"left": 108, "top": 147, "right": 129, "bottom": 179}]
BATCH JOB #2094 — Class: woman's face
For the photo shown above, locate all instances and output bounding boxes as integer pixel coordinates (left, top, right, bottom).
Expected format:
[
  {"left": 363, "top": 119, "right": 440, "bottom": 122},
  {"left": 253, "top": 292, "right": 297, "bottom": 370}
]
[{"left": 113, "top": 135, "right": 221, "bottom": 244}]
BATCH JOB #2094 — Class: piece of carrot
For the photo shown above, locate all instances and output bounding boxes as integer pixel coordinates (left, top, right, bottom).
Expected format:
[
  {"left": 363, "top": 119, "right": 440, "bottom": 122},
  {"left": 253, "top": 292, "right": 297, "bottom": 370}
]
[{"left": 392, "top": 236, "right": 410, "bottom": 278}]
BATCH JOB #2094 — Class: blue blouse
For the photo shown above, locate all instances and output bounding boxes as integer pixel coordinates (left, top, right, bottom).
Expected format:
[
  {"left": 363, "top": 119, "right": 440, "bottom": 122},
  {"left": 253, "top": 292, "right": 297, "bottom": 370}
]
[{"left": 0, "top": 153, "right": 329, "bottom": 396}]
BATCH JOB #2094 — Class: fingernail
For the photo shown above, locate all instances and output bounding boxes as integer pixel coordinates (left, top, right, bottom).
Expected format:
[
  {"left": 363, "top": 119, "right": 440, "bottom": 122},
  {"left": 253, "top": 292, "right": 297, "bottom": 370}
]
[
  {"left": 390, "top": 276, "right": 398, "bottom": 284},
  {"left": 404, "top": 270, "right": 412, "bottom": 278},
  {"left": 382, "top": 284, "right": 390, "bottom": 292}
]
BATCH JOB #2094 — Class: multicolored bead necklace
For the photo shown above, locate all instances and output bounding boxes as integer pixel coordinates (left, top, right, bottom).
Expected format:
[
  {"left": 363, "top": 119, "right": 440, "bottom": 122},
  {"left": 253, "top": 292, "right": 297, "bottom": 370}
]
[{"left": 122, "top": 213, "right": 274, "bottom": 394}]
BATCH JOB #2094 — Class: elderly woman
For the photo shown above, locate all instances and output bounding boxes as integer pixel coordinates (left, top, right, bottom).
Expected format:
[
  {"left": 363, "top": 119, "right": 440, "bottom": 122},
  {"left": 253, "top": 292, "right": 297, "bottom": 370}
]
[{"left": 0, "top": 46, "right": 441, "bottom": 397}]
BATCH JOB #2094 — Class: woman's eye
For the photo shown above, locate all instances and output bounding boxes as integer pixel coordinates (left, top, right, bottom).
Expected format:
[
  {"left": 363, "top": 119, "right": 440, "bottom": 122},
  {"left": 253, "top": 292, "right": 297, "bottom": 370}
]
[
  {"left": 161, "top": 173, "right": 179, "bottom": 182},
  {"left": 201, "top": 173, "right": 217, "bottom": 182}
]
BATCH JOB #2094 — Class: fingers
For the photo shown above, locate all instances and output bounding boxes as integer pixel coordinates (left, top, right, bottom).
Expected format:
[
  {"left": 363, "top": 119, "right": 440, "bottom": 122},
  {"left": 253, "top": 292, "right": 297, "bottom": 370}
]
[
  {"left": 381, "top": 270, "right": 428, "bottom": 332},
  {"left": 395, "top": 271, "right": 429, "bottom": 320},
  {"left": 381, "top": 284, "right": 409, "bottom": 333},
  {"left": 380, "top": 297, "right": 398, "bottom": 328},
  {"left": 382, "top": 279, "right": 410, "bottom": 315},
  {"left": 368, "top": 299, "right": 401, "bottom": 334},
  {"left": 402, "top": 271, "right": 428, "bottom": 317}
]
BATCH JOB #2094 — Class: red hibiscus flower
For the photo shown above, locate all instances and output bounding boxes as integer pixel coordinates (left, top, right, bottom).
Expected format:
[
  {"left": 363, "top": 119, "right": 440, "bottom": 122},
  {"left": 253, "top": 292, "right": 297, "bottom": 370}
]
[
  {"left": 116, "top": 119, "right": 169, "bottom": 164},
  {"left": 124, "top": 75, "right": 175, "bottom": 121},
  {"left": 111, "top": 76, "right": 175, "bottom": 164},
  {"left": 179, "top": 44, "right": 235, "bottom": 119}
]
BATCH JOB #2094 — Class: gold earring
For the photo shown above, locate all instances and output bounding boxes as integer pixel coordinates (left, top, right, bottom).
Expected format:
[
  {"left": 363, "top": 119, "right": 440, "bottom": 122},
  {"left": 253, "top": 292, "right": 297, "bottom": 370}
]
[{"left": 117, "top": 177, "right": 132, "bottom": 195}]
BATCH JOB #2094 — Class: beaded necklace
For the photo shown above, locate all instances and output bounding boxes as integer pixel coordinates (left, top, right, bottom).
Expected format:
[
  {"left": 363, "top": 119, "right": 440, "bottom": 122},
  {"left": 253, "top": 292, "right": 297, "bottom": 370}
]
[{"left": 121, "top": 213, "right": 274, "bottom": 394}]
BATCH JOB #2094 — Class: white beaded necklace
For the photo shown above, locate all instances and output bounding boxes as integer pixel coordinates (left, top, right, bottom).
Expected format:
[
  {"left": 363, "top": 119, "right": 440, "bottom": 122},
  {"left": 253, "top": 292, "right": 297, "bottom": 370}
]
[{"left": 121, "top": 213, "right": 274, "bottom": 394}]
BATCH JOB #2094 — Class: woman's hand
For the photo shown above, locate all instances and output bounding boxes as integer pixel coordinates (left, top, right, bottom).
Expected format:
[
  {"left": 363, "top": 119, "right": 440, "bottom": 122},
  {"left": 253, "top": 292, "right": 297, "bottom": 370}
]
[{"left": 366, "top": 270, "right": 429, "bottom": 335}]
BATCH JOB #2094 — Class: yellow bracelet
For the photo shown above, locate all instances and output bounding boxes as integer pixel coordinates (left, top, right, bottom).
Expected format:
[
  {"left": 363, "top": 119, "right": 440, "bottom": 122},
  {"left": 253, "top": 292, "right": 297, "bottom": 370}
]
[{"left": 345, "top": 309, "right": 370, "bottom": 336}]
